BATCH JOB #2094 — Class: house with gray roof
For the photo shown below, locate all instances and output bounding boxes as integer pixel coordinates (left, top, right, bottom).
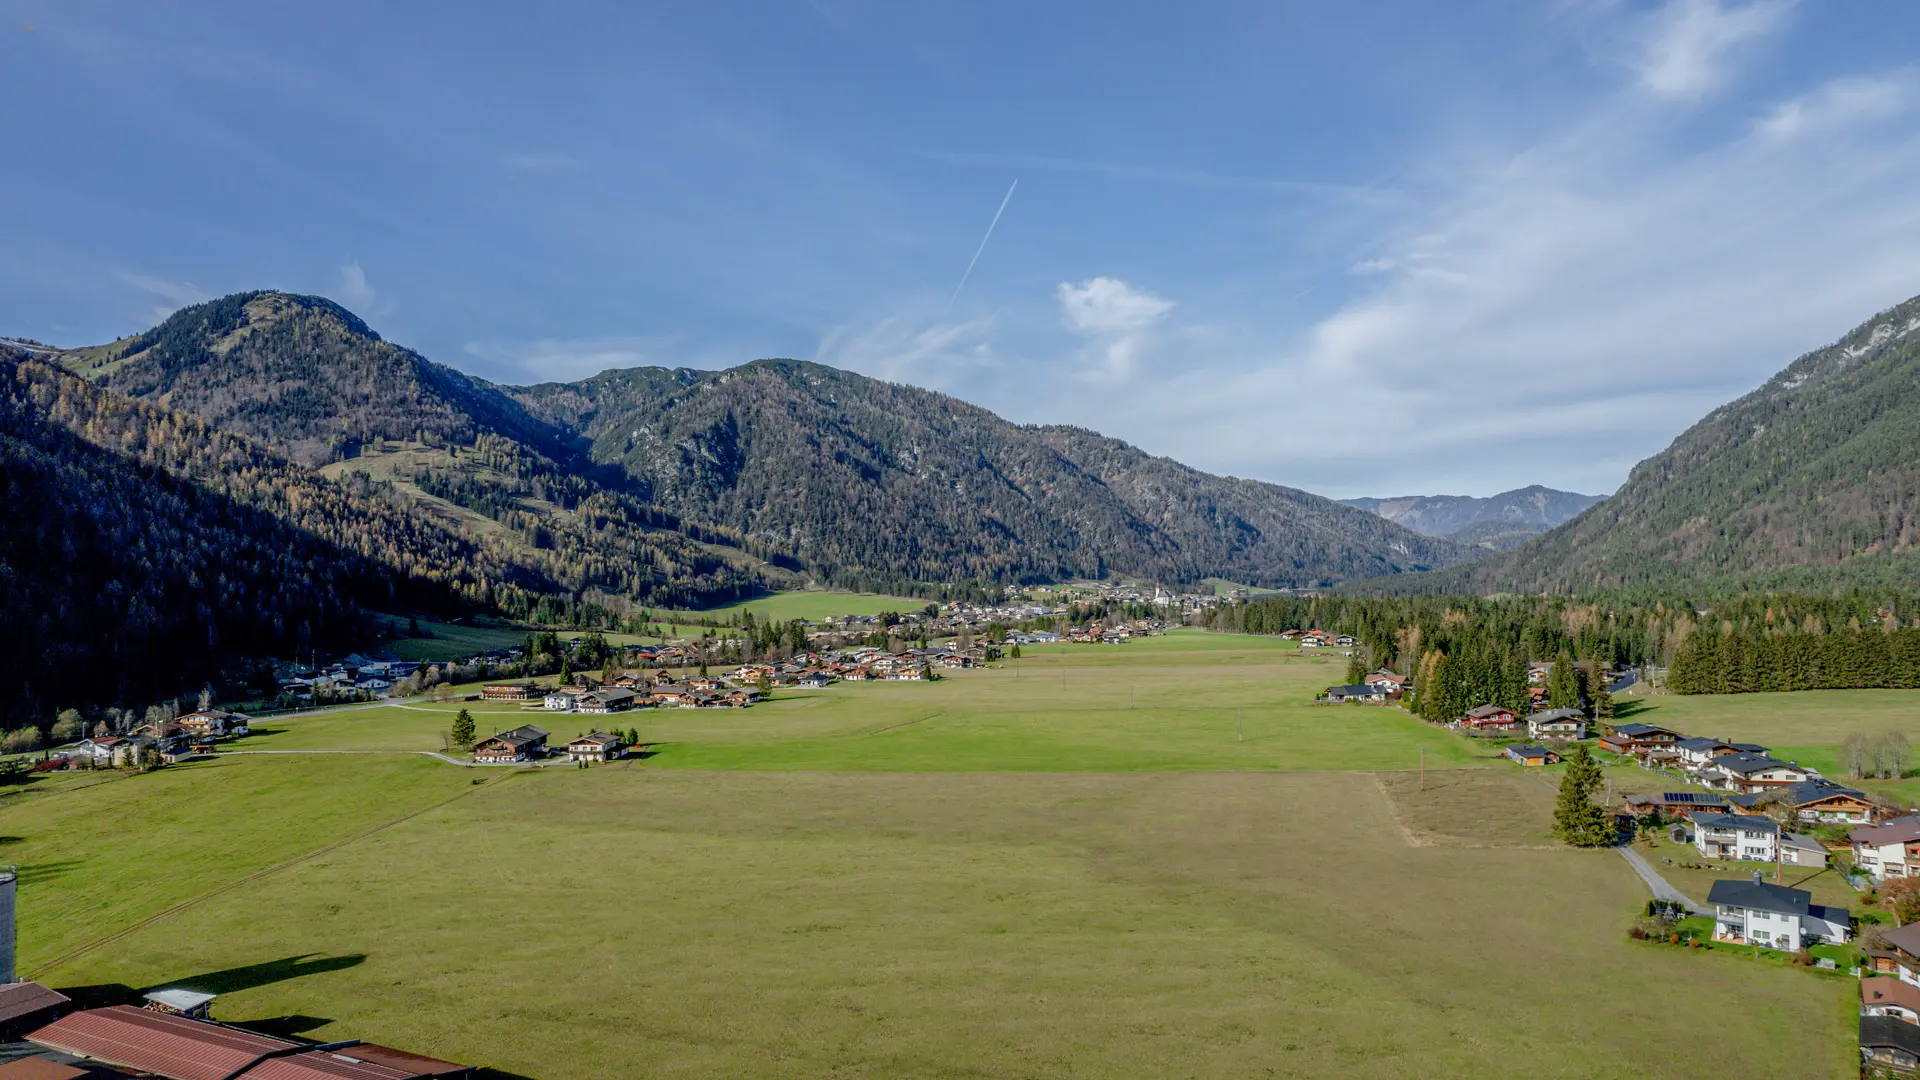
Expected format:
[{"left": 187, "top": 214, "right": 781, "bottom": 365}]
[
  {"left": 1691, "top": 812, "right": 1778, "bottom": 863},
  {"left": 1706, "top": 872, "right": 1849, "bottom": 950}
]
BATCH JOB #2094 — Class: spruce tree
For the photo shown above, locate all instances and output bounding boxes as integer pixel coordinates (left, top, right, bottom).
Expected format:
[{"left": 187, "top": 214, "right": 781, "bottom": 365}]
[
  {"left": 1344, "top": 653, "right": 1368, "bottom": 685},
  {"left": 1547, "top": 650, "right": 1582, "bottom": 711},
  {"left": 1552, "top": 744, "right": 1615, "bottom": 847},
  {"left": 450, "top": 708, "right": 476, "bottom": 750},
  {"left": 1581, "top": 661, "right": 1615, "bottom": 720}
]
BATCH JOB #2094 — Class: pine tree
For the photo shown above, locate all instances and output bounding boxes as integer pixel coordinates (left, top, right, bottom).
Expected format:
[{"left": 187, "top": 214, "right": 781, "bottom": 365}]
[
  {"left": 451, "top": 708, "right": 476, "bottom": 750},
  {"left": 1344, "top": 653, "right": 1368, "bottom": 685},
  {"left": 1552, "top": 744, "right": 1615, "bottom": 847},
  {"left": 1581, "top": 661, "right": 1614, "bottom": 720},
  {"left": 1546, "top": 650, "right": 1582, "bottom": 711}
]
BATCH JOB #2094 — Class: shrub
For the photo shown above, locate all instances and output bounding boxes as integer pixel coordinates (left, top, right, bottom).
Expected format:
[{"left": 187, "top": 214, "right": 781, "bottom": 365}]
[{"left": 1628, "top": 926, "right": 1648, "bottom": 940}]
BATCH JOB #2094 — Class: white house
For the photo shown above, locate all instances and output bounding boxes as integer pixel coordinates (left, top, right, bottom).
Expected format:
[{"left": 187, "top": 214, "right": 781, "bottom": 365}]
[
  {"left": 1691, "top": 812, "right": 1779, "bottom": 863},
  {"left": 1527, "top": 708, "right": 1586, "bottom": 741},
  {"left": 1851, "top": 816, "right": 1920, "bottom": 881},
  {"left": 1707, "top": 873, "right": 1849, "bottom": 951},
  {"left": 1695, "top": 752, "right": 1810, "bottom": 794},
  {"left": 543, "top": 692, "right": 576, "bottom": 712}
]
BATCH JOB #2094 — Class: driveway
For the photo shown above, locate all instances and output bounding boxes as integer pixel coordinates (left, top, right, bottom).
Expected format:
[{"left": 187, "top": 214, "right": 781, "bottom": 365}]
[{"left": 1617, "top": 845, "right": 1704, "bottom": 914}]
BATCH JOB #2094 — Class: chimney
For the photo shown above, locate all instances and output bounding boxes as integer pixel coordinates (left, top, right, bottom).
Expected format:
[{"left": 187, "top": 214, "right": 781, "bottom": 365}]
[
  {"left": 0, "top": 865, "right": 15, "bottom": 984},
  {"left": 1752, "top": 870, "right": 1763, "bottom": 885}
]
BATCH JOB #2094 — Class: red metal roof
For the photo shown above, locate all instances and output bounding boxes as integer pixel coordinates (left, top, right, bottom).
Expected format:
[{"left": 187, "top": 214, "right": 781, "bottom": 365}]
[
  {"left": 29, "top": 1006, "right": 295, "bottom": 1080},
  {"left": 0, "top": 1059, "right": 91, "bottom": 1080},
  {"left": 326, "top": 1037, "right": 464, "bottom": 1068},
  {"left": 0, "top": 982, "right": 72, "bottom": 1026},
  {"left": 236, "top": 1052, "right": 411, "bottom": 1080},
  {"left": 317, "top": 1044, "right": 467, "bottom": 1079}
]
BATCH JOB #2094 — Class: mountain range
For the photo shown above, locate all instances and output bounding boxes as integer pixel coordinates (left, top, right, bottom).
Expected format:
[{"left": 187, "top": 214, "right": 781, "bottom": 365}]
[
  {"left": 1341, "top": 487, "right": 1606, "bottom": 550},
  {"left": 1373, "top": 292, "right": 1920, "bottom": 593},
  {"left": 52, "top": 291, "right": 1466, "bottom": 596}
]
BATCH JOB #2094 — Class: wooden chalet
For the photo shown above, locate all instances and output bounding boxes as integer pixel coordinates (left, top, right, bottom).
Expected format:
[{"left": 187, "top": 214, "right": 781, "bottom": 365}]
[
  {"left": 175, "top": 709, "right": 249, "bottom": 738},
  {"left": 1459, "top": 704, "right": 1518, "bottom": 731},
  {"left": 473, "top": 725, "right": 549, "bottom": 763},
  {"left": 481, "top": 682, "right": 540, "bottom": 701},
  {"left": 567, "top": 732, "right": 626, "bottom": 762},
  {"left": 1729, "top": 779, "right": 1878, "bottom": 824},
  {"left": 1621, "top": 791, "right": 1728, "bottom": 821},
  {"left": 1596, "top": 723, "right": 1682, "bottom": 756}
]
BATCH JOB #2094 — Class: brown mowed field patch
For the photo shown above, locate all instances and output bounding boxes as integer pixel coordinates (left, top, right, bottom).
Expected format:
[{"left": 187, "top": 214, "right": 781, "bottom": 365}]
[
  {"left": 46, "top": 768, "right": 1853, "bottom": 1080},
  {"left": 1372, "top": 766, "right": 1564, "bottom": 848}
]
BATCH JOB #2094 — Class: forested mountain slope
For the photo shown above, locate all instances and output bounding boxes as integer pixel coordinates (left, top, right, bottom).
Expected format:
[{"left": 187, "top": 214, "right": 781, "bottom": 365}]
[
  {"left": 514, "top": 359, "right": 1469, "bottom": 588},
  {"left": 1384, "top": 292, "right": 1920, "bottom": 593},
  {"left": 57, "top": 294, "right": 776, "bottom": 607},
  {"left": 0, "top": 349, "right": 581, "bottom": 722},
  {"left": 64, "top": 293, "right": 1468, "bottom": 590}
]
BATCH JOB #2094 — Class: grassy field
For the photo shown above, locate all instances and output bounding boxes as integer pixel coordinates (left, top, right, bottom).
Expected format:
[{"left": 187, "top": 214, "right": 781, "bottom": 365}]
[
  {"left": 3, "top": 632, "right": 1876, "bottom": 1078},
  {"left": 25, "top": 765, "right": 1853, "bottom": 1079},
  {"left": 238, "top": 634, "right": 1483, "bottom": 771},
  {"left": 666, "top": 590, "right": 932, "bottom": 623},
  {"left": 379, "top": 616, "right": 693, "bottom": 663}
]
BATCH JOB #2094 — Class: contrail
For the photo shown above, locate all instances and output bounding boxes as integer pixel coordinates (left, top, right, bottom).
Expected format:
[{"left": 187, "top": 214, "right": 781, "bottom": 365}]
[{"left": 949, "top": 178, "right": 1018, "bottom": 309}]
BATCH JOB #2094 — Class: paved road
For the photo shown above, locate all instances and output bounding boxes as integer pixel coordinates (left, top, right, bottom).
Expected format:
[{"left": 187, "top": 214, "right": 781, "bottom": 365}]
[{"left": 1617, "top": 845, "right": 1704, "bottom": 914}]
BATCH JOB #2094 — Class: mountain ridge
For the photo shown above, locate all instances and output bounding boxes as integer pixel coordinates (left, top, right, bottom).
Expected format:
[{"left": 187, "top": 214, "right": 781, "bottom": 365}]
[
  {"left": 59, "top": 293, "right": 1473, "bottom": 591},
  {"left": 1340, "top": 485, "right": 1605, "bottom": 540}
]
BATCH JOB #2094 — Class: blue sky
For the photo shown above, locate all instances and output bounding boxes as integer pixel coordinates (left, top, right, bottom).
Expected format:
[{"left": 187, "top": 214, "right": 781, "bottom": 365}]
[{"left": 5, "top": 1, "right": 1920, "bottom": 499}]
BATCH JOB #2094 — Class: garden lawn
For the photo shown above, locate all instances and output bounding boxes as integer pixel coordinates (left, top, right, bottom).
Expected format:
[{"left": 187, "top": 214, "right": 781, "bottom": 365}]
[{"left": 35, "top": 767, "right": 1855, "bottom": 1080}]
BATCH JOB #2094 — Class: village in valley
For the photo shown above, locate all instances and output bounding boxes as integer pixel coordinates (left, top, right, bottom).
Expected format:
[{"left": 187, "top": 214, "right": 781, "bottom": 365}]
[{"left": 7, "top": 583, "right": 1919, "bottom": 1079}]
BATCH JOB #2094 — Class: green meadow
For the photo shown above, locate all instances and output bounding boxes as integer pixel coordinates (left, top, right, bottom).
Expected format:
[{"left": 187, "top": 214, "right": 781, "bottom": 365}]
[{"left": 1, "top": 632, "right": 1882, "bottom": 1079}]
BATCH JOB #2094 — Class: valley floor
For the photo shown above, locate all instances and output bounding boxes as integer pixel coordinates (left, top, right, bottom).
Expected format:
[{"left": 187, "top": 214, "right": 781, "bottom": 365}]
[{"left": 1, "top": 633, "right": 1884, "bottom": 1079}]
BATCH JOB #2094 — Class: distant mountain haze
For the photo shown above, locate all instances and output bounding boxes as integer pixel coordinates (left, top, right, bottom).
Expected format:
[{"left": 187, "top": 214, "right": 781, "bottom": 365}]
[
  {"left": 1341, "top": 487, "right": 1606, "bottom": 540},
  {"left": 1368, "top": 290, "right": 1920, "bottom": 593},
  {"left": 53, "top": 291, "right": 1473, "bottom": 592}
]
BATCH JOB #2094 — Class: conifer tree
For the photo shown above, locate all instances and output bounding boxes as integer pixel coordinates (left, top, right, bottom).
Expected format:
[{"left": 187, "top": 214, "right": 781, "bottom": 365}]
[
  {"left": 1546, "top": 650, "right": 1582, "bottom": 711},
  {"left": 1581, "top": 661, "right": 1614, "bottom": 719},
  {"left": 1344, "top": 652, "right": 1368, "bottom": 685},
  {"left": 450, "top": 708, "right": 476, "bottom": 750},
  {"left": 1552, "top": 744, "right": 1615, "bottom": 847}
]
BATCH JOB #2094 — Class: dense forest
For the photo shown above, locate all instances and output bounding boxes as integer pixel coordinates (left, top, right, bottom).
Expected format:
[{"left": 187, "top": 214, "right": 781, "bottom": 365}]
[
  {"left": 61, "top": 292, "right": 779, "bottom": 610},
  {"left": 1, "top": 350, "right": 526, "bottom": 722},
  {"left": 1371, "top": 291, "right": 1920, "bottom": 594},
  {"left": 514, "top": 358, "right": 1469, "bottom": 588},
  {"left": 1216, "top": 590, "right": 1920, "bottom": 710},
  {"left": 0, "top": 350, "right": 755, "bottom": 726}
]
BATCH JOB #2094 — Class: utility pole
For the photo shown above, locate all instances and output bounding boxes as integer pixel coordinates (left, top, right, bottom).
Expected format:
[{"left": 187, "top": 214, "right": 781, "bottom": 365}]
[{"left": 1420, "top": 748, "right": 1425, "bottom": 790}]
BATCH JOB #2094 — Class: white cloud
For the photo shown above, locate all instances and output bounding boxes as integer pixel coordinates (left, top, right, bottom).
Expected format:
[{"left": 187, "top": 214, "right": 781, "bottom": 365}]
[
  {"left": 116, "top": 271, "right": 212, "bottom": 321},
  {"left": 1147, "top": 57, "right": 1920, "bottom": 497},
  {"left": 1055, "top": 277, "right": 1174, "bottom": 381},
  {"left": 1631, "top": 0, "right": 1793, "bottom": 101},
  {"left": 1756, "top": 72, "right": 1915, "bottom": 142},
  {"left": 335, "top": 259, "right": 377, "bottom": 310}
]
